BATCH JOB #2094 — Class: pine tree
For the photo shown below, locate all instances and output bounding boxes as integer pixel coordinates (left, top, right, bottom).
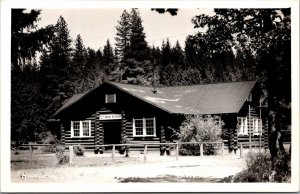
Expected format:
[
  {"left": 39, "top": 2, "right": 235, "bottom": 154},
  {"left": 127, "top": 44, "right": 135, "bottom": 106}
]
[
  {"left": 115, "top": 10, "right": 131, "bottom": 62},
  {"left": 48, "top": 16, "right": 73, "bottom": 86},
  {"left": 161, "top": 39, "right": 171, "bottom": 66},
  {"left": 72, "top": 34, "right": 86, "bottom": 74},
  {"left": 40, "top": 15, "right": 74, "bottom": 114},
  {"left": 128, "top": 9, "right": 149, "bottom": 61},
  {"left": 171, "top": 40, "right": 185, "bottom": 68},
  {"left": 103, "top": 39, "right": 115, "bottom": 73},
  {"left": 11, "top": 9, "right": 53, "bottom": 71}
]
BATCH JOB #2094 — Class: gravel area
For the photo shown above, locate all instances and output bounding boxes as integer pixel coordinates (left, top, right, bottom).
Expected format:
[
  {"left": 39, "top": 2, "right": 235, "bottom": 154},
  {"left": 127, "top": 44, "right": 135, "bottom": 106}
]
[{"left": 11, "top": 153, "right": 246, "bottom": 183}]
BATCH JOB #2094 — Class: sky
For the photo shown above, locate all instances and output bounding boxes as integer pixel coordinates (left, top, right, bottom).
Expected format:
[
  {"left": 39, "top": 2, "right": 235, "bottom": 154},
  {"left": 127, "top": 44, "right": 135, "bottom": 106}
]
[{"left": 37, "top": 8, "right": 214, "bottom": 51}]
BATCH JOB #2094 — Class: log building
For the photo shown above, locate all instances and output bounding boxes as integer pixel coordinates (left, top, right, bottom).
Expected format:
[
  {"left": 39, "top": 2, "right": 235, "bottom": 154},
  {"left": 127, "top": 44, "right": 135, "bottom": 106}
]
[{"left": 53, "top": 81, "right": 268, "bottom": 152}]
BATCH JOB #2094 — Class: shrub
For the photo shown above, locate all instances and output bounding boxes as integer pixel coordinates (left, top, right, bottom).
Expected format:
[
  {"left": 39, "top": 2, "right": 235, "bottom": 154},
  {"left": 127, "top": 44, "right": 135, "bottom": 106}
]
[
  {"left": 38, "top": 131, "right": 61, "bottom": 153},
  {"left": 233, "top": 151, "right": 291, "bottom": 182},
  {"left": 73, "top": 145, "right": 85, "bottom": 156},
  {"left": 55, "top": 145, "right": 69, "bottom": 164},
  {"left": 179, "top": 115, "right": 223, "bottom": 155}
]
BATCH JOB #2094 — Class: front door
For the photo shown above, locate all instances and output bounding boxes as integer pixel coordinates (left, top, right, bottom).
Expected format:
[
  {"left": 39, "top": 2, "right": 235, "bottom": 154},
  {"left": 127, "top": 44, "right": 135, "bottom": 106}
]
[{"left": 103, "top": 122, "right": 121, "bottom": 146}]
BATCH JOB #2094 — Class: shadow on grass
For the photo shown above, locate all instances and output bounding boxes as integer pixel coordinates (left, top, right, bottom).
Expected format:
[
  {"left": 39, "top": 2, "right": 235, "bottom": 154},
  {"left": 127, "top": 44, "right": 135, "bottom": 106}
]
[{"left": 116, "top": 174, "right": 231, "bottom": 183}]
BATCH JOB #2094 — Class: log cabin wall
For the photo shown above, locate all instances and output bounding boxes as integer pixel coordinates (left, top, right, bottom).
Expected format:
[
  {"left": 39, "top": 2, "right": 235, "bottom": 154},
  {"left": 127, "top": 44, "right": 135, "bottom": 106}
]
[
  {"left": 236, "top": 104, "right": 267, "bottom": 148},
  {"left": 62, "top": 112, "right": 96, "bottom": 148}
]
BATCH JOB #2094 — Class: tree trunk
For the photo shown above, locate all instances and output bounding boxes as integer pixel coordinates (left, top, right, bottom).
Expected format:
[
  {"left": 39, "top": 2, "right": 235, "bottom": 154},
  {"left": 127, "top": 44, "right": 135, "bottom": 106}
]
[{"left": 267, "top": 81, "right": 285, "bottom": 160}]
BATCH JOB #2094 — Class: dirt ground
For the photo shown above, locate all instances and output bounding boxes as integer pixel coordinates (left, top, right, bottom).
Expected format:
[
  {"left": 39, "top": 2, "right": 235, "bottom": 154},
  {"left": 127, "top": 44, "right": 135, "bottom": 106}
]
[{"left": 11, "top": 151, "right": 247, "bottom": 183}]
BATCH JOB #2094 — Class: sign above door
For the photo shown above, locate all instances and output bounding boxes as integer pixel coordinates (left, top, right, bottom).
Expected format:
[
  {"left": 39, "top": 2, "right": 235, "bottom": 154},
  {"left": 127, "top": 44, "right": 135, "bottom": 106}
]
[{"left": 99, "top": 114, "right": 122, "bottom": 120}]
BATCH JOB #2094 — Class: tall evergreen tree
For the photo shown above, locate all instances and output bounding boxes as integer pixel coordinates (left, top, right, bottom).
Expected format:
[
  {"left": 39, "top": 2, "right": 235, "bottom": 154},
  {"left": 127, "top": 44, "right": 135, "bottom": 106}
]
[
  {"left": 40, "top": 15, "right": 73, "bottom": 113},
  {"left": 171, "top": 40, "right": 185, "bottom": 68},
  {"left": 115, "top": 10, "right": 131, "bottom": 62},
  {"left": 161, "top": 39, "right": 172, "bottom": 66},
  {"left": 128, "top": 8, "right": 149, "bottom": 61},
  {"left": 103, "top": 39, "right": 115, "bottom": 73},
  {"left": 72, "top": 34, "right": 86, "bottom": 74},
  {"left": 11, "top": 9, "right": 53, "bottom": 142},
  {"left": 11, "top": 9, "right": 53, "bottom": 71}
]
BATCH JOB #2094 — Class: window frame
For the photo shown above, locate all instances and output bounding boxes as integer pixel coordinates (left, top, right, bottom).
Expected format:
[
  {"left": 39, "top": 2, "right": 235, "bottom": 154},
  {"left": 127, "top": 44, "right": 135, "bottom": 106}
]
[
  {"left": 71, "top": 120, "right": 92, "bottom": 138},
  {"left": 253, "top": 118, "right": 262, "bottom": 136},
  {"left": 238, "top": 117, "right": 248, "bottom": 135},
  {"left": 105, "top": 94, "right": 116, "bottom": 103},
  {"left": 133, "top": 117, "right": 156, "bottom": 137}
]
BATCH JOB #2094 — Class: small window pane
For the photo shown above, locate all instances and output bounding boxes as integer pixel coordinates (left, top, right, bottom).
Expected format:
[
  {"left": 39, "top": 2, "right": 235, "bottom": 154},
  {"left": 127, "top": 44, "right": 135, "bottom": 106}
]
[
  {"left": 146, "top": 119, "right": 154, "bottom": 135},
  {"left": 106, "top": 94, "right": 116, "bottom": 103},
  {"left": 73, "top": 121, "right": 80, "bottom": 137},
  {"left": 135, "top": 119, "right": 143, "bottom": 135},
  {"left": 82, "top": 121, "right": 90, "bottom": 136}
]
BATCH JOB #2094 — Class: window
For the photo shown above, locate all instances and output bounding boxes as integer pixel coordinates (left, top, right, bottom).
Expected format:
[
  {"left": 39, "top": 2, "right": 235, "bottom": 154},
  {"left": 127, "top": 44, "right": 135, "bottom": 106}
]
[
  {"left": 71, "top": 120, "right": 91, "bottom": 137},
  {"left": 105, "top": 94, "right": 116, "bottom": 103},
  {"left": 238, "top": 117, "right": 262, "bottom": 136},
  {"left": 253, "top": 118, "right": 262, "bottom": 135},
  {"left": 237, "top": 117, "right": 248, "bottom": 135},
  {"left": 133, "top": 117, "right": 156, "bottom": 137}
]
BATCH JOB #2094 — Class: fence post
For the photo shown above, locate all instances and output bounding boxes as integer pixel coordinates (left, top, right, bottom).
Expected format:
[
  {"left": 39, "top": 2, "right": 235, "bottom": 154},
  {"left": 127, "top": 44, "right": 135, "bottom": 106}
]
[
  {"left": 176, "top": 143, "right": 179, "bottom": 161},
  {"left": 200, "top": 143, "right": 203, "bottom": 157},
  {"left": 143, "top": 145, "right": 147, "bottom": 163},
  {"left": 221, "top": 142, "right": 224, "bottom": 156},
  {"left": 69, "top": 146, "right": 74, "bottom": 166},
  {"left": 112, "top": 145, "right": 115, "bottom": 163},
  {"left": 29, "top": 145, "right": 33, "bottom": 168},
  {"left": 240, "top": 144, "right": 243, "bottom": 158}
]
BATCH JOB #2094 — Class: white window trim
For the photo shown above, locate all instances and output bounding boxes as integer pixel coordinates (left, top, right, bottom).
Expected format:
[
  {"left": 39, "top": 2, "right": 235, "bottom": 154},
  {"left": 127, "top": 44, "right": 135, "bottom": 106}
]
[
  {"left": 238, "top": 117, "right": 248, "bottom": 135},
  {"left": 105, "top": 94, "right": 116, "bottom": 103},
  {"left": 133, "top": 117, "right": 156, "bottom": 137},
  {"left": 253, "top": 118, "right": 262, "bottom": 136},
  {"left": 71, "top": 120, "right": 92, "bottom": 138}
]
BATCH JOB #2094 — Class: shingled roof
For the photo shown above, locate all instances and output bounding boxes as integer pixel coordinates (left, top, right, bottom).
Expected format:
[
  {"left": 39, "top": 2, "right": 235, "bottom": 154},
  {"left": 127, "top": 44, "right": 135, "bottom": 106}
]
[{"left": 54, "top": 80, "right": 256, "bottom": 117}]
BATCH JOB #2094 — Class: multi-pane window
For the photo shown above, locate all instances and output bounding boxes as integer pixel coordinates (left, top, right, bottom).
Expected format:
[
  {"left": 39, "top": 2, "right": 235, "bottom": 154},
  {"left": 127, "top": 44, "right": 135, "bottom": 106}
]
[
  {"left": 237, "top": 117, "right": 262, "bottom": 136},
  {"left": 72, "top": 121, "right": 80, "bottom": 137},
  {"left": 253, "top": 118, "right": 263, "bottom": 135},
  {"left": 237, "top": 117, "right": 248, "bottom": 135},
  {"left": 71, "top": 120, "right": 91, "bottom": 137},
  {"left": 133, "top": 117, "right": 156, "bottom": 137},
  {"left": 134, "top": 119, "right": 143, "bottom": 135},
  {"left": 82, "top": 121, "right": 90, "bottom": 136},
  {"left": 146, "top": 118, "right": 155, "bottom": 135},
  {"left": 105, "top": 94, "right": 116, "bottom": 103}
]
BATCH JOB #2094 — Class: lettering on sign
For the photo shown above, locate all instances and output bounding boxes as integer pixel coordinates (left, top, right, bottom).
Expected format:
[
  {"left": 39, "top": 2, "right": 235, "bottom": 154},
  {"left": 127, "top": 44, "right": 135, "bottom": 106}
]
[{"left": 99, "top": 114, "right": 122, "bottom": 120}]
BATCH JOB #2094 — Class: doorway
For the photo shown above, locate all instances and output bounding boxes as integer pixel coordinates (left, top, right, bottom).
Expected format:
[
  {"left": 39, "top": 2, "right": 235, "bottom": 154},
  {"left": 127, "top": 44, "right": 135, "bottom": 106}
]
[{"left": 102, "top": 121, "right": 121, "bottom": 146}]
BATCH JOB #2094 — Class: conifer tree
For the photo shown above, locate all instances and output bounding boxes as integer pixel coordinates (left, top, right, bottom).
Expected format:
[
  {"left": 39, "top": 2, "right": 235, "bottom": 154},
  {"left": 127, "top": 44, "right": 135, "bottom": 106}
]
[
  {"left": 161, "top": 39, "right": 171, "bottom": 66},
  {"left": 115, "top": 10, "right": 131, "bottom": 62},
  {"left": 103, "top": 39, "right": 115, "bottom": 73},
  {"left": 171, "top": 40, "right": 185, "bottom": 68},
  {"left": 40, "top": 16, "right": 74, "bottom": 113},
  {"left": 72, "top": 34, "right": 86, "bottom": 75},
  {"left": 128, "top": 8, "right": 149, "bottom": 61}
]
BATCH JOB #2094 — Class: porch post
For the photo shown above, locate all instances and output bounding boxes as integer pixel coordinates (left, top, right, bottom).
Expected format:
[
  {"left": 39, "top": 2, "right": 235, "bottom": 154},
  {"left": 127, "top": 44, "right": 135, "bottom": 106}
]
[
  {"left": 121, "top": 111, "right": 129, "bottom": 156},
  {"left": 229, "top": 128, "right": 234, "bottom": 152},
  {"left": 233, "top": 128, "right": 238, "bottom": 154},
  {"left": 95, "top": 111, "right": 104, "bottom": 154},
  {"left": 263, "top": 118, "right": 269, "bottom": 152},
  {"left": 60, "top": 123, "right": 65, "bottom": 145}
]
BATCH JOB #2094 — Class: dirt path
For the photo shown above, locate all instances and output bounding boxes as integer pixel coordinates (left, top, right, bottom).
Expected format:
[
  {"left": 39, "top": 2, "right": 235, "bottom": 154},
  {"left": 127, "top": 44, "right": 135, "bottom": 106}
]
[{"left": 11, "top": 154, "right": 246, "bottom": 183}]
